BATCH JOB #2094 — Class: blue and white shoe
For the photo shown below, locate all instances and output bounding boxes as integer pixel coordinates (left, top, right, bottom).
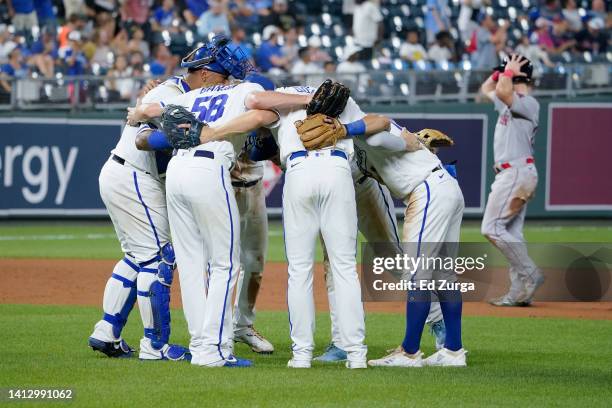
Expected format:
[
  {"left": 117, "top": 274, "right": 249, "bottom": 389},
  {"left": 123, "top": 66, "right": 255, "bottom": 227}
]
[
  {"left": 313, "top": 343, "right": 347, "bottom": 362},
  {"left": 139, "top": 343, "right": 191, "bottom": 361},
  {"left": 430, "top": 320, "right": 446, "bottom": 351},
  {"left": 88, "top": 337, "right": 134, "bottom": 358},
  {"left": 223, "top": 355, "right": 253, "bottom": 368}
]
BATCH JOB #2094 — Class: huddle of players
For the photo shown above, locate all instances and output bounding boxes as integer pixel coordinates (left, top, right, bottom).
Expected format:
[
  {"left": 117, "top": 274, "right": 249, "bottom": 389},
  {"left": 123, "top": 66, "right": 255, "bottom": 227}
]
[{"left": 88, "top": 34, "right": 540, "bottom": 368}]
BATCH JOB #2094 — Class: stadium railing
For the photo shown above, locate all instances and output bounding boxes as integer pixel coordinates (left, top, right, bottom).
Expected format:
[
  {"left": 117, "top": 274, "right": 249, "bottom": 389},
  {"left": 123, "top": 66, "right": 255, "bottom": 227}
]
[{"left": 0, "top": 63, "right": 609, "bottom": 111}]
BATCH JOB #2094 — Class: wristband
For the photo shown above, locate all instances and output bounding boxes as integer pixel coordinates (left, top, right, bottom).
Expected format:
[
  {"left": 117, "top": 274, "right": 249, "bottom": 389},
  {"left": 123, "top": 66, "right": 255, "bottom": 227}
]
[
  {"left": 491, "top": 71, "right": 500, "bottom": 82},
  {"left": 503, "top": 69, "right": 515, "bottom": 79},
  {"left": 344, "top": 119, "right": 366, "bottom": 137},
  {"left": 147, "top": 130, "right": 172, "bottom": 150}
]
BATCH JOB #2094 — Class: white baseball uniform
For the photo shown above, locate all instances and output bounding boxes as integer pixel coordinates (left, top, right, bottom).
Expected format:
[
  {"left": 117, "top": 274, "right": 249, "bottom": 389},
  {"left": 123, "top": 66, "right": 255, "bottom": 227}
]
[
  {"left": 160, "top": 81, "right": 264, "bottom": 366},
  {"left": 230, "top": 152, "right": 269, "bottom": 333},
  {"left": 481, "top": 92, "right": 540, "bottom": 300},
  {"left": 273, "top": 86, "right": 367, "bottom": 365},
  {"left": 352, "top": 122, "right": 465, "bottom": 281},
  {"left": 324, "top": 163, "right": 446, "bottom": 345},
  {"left": 91, "top": 76, "right": 189, "bottom": 357}
]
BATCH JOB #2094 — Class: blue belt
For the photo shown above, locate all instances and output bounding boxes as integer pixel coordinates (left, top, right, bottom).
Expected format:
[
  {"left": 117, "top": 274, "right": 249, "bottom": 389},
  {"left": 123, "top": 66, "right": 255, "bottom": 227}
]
[
  {"left": 232, "top": 179, "right": 259, "bottom": 188},
  {"left": 289, "top": 150, "right": 347, "bottom": 161},
  {"left": 195, "top": 150, "right": 215, "bottom": 159}
]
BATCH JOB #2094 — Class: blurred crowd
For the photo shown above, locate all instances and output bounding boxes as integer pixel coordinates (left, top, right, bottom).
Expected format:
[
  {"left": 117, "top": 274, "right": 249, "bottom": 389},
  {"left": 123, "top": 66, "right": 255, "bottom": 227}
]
[{"left": 0, "top": 0, "right": 610, "bottom": 102}]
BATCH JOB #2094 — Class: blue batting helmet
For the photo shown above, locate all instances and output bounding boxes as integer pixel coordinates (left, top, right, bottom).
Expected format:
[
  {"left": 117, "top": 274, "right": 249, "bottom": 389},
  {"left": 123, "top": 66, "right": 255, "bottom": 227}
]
[{"left": 181, "top": 34, "right": 254, "bottom": 80}]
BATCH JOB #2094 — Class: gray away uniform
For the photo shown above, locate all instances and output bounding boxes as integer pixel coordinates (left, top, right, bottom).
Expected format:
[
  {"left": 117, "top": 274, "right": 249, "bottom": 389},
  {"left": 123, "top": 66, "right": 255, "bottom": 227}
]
[{"left": 481, "top": 92, "right": 542, "bottom": 302}]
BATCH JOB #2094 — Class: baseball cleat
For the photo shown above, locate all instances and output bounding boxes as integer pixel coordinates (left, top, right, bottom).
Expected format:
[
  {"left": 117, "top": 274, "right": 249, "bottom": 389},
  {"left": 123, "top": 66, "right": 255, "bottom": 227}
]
[
  {"left": 423, "top": 348, "right": 467, "bottom": 367},
  {"left": 139, "top": 343, "right": 192, "bottom": 361},
  {"left": 367, "top": 347, "right": 424, "bottom": 368},
  {"left": 429, "top": 320, "right": 446, "bottom": 351},
  {"left": 234, "top": 326, "right": 274, "bottom": 354},
  {"left": 346, "top": 360, "right": 367, "bottom": 369},
  {"left": 489, "top": 295, "right": 525, "bottom": 307},
  {"left": 222, "top": 355, "right": 253, "bottom": 368},
  {"left": 520, "top": 272, "right": 545, "bottom": 305},
  {"left": 313, "top": 343, "right": 347, "bottom": 362},
  {"left": 88, "top": 337, "right": 134, "bottom": 358},
  {"left": 287, "top": 359, "right": 311, "bottom": 368}
]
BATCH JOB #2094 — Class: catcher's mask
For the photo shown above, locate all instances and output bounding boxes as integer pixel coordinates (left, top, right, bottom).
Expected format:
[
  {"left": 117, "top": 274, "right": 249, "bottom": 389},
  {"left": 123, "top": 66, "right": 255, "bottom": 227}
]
[
  {"left": 495, "top": 54, "right": 533, "bottom": 84},
  {"left": 181, "top": 34, "right": 254, "bottom": 80}
]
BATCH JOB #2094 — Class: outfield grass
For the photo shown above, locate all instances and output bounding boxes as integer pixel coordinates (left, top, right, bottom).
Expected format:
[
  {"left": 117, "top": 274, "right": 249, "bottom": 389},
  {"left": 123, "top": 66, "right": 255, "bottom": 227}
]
[
  {"left": 0, "top": 305, "right": 611, "bottom": 407},
  {"left": 1, "top": 220, "right": 610, "bottom": 261}
]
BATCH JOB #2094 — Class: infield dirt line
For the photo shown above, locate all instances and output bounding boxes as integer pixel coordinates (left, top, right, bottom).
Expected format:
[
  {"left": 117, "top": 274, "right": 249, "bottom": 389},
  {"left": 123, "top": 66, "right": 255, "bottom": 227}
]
[{"left": 1, "top": 258, "right": 610, "bottom": 320}]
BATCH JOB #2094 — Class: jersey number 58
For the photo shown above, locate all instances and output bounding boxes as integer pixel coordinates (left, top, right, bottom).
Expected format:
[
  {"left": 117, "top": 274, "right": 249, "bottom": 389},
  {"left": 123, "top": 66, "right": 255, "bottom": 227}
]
[{"left": 191, "top": 94, "right": 229, "bottom": 123}]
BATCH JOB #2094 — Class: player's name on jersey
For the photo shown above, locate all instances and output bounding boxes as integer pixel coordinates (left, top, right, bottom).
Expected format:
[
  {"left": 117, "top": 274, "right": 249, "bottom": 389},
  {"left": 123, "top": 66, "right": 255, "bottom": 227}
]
[{"left": 196, "top": 84, "right": 239, "bottom": 93}]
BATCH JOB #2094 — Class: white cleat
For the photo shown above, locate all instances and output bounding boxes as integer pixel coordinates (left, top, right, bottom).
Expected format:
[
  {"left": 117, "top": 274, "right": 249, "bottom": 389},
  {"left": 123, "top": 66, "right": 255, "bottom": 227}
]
[
  {"left": 423, "top": 348, "right": 468, "bottom": 367},
  {"left": 234, "top": 326, "right": 274, "bottom": 354},
  {"left": 287, "top": 359, "right": 311, "bottom": 368},
  {"left": 346, "top": 360, "right": 367, "bottom": 369},
  {"left": 367, "top": 347, "right": 424, "bottom": 367}
]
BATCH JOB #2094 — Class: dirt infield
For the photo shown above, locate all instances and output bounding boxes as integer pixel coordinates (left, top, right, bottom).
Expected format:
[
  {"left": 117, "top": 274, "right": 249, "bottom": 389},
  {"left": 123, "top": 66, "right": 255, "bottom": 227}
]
[{"left": 1, "top": 258, "right": 610, "bottom": 319}]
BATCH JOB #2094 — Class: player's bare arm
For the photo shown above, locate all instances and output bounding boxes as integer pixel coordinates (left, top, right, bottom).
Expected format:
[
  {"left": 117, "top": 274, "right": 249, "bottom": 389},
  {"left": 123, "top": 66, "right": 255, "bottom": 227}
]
[
  {"left": 245, "top": 91, "right": 312, "bottom": 111},
  {"left": 127, "top": 103, "right": 164, "bottom": 123},
  {"left": 355, "top": 114, "right": 421, "bottom": 152},
  {"left": 361, "top": 114, "right": 391, "bottom": 136},
  {"left": 197, "top": 109, "right": 279, "bottom": 143},
  {"left": 125, "top": 81, "right": 162, "bottom": 127},
  {"left": 481, "top": 73, "right": 497, "bottom": 101}
]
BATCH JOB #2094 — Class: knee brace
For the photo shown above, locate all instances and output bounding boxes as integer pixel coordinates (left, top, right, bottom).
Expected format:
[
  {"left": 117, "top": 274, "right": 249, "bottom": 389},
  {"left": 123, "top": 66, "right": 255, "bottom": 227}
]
[
  {"left": 142, "top": 243, "right": 175, "bottom": 350},
  {"left": 102, "top": 257, "right": 139, "bottom": 339}
]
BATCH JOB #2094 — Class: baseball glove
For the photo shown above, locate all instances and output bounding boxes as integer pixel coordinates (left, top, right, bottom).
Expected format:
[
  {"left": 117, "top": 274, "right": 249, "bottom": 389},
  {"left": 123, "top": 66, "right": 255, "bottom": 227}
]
[
  {"left": 306, "top": 79, "right": 350, "bottom": 118},
  {"left": 415, "top": 128, "right": 454, "bottom": 150},
  {"left": 160, "top": 104, "right": 207, "bottom": 150},
  {"left": 295, "top": 113, "right": 347, "bottom": 150}
]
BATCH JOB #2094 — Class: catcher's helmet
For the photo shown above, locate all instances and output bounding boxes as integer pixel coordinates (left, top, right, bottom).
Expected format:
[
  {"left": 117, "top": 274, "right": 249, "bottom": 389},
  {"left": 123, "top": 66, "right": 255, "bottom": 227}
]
[
  {"left": 495, "top": 54, "right": 533, "bottom": 84},
  {"left": 181, "top": 34, "right": 253, "bottom": 80}
]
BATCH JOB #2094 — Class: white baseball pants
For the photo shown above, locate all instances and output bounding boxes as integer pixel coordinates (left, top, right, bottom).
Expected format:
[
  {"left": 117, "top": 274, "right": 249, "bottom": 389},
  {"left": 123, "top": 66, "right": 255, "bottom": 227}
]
[
  {"left": 165, "top": 151, "right": 240, "bottom": 366},
  {"left": 283, "top": 151, "right": 367, "bottom": 364},
  {"left": 233, "top": 179, "right": 268, "bottom": 332},
  {"left": 324, "top": 175, "right": 445, "bottom": 347},
  {"left": 403, "top": 169, "right": 465, "bottom": 282},
  {"left": 93, "top": 157, "right": 170, "bottom": 347}
]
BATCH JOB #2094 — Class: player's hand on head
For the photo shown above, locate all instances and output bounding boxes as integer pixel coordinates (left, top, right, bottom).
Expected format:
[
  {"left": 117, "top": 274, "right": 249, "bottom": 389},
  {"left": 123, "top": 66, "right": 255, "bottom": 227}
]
[{"left": 506, "top": 54, "right": 528, "bottom": 76}]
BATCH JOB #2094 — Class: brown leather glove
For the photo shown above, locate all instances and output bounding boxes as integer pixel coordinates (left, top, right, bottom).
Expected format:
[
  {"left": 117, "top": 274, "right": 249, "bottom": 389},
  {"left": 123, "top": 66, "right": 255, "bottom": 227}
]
[{"left": 295, "top": 113, "right": 348, "bottom": 150}]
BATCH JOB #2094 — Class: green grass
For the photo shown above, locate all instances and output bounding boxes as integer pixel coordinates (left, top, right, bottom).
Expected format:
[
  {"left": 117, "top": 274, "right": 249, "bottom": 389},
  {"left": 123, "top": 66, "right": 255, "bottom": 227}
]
[
  {"left": 0, "top": 305, "right": 610, "bottom": 407},
  {"left": 1, "top": 220, "right": 610, "bottom": 261}
]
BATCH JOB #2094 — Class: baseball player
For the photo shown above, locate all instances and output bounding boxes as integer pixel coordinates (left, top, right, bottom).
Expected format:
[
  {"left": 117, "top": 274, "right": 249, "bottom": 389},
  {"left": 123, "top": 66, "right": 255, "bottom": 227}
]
[
  {"left": 127, "top": 36, "right": 311, "bottom": 367},
  {"left": 138, "top": 72, "right": 276, "bottom": 354},
  {"left": 316, "top": 157, "right": 447, "bottom": 362},
  {"left": 88, "top": 75, "right": 198, "bottom": 360},
  {"left": 162, "top": 83, "right": 370, "bottom": 369},
  {"left": 231, "top": 135, "right": 274, "bottom": 354},
  {"left": 295, "top": 104, "right": 466, "bottom": 367},
  {"left": 231, "top": 75, "right": 276, "bottom": 355},
  {"left": 480, "top": 54, "right": 544, "bottom": 307},
  {"left": 238, "top": 117, "right": 449, "bottom": 362}
]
